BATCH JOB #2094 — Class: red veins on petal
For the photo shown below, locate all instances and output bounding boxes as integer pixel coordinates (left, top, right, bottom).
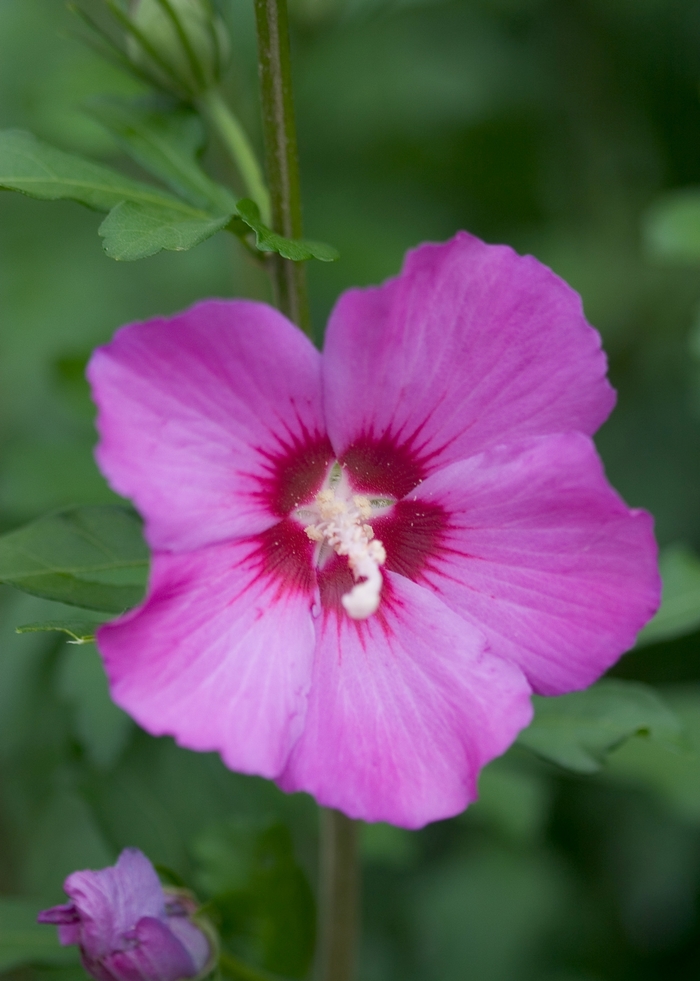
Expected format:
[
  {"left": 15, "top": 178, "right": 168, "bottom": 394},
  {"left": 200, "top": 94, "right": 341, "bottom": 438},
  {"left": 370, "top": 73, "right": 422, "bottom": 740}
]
[
  {"left": 341, "top": 432, "right": 427, "bottom": 498},
  {"left": 254, "top": 430, "right": 334, "bottom": 517},
  {"left": 317, "top": 554, "right": 356, "bottom": 615},
  {"left": 254, "top": 519, "right": 316, "bottom": 596},
  {"left": 373, "top": 500, "right": 449, "bottom": 583}
]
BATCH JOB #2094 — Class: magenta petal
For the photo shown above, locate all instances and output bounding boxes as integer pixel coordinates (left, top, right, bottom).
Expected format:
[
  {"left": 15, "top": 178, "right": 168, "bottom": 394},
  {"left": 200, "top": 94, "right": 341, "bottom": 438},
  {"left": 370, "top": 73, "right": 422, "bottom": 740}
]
[
  {"left": 58, "top": 924, "right": 83, "bottom": 946},
  {"left": 62, "top": 849, "right": 164, "bottom": 957},
  {"left": 278, "top": 574, "right": 532, "bottom": 828},
  {"left": 37, "top": 905, "right": 82, "bottom": 948},
  {"left": 165, "top": 918, "right": 210, "bottom": 975},
  {"left": 37, "top": 904, "right": 80, "bottom": 926},
  {"left": 409, "top": 433, "right": 660, "bottom": 695},
  {"left": 88, "top": 300, "right": 326, "bottom": 553},
  {"left": 323, "top": 233, "right": 615, "bottom": 482},
  {"left": 101, "top": 917, "right": 196, "bottom": 981},
  {"left": 96, "top": 537, "right": 316, "bottom": 779}
]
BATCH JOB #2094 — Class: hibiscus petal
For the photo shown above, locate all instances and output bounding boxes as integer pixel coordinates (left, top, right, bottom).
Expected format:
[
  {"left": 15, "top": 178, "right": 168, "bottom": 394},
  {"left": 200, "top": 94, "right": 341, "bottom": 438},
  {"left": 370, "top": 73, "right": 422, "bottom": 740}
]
[
  {"left": 102, "top": 917, "right": 196, "bottom": 981},
  {"left": 62, "top": 849, "right": 164, "bottom": 957},
  {"left": 96, "top": 534, "right": 316, "bottom": 779},
  {"left": 88, "top": 300, "right": 329, "bottom": 552},
  {"left": 408, "top": 433, "right": 660, "bottom": 695},
  {"left": 323, "top": 233, "right": 615, "bottom": 488},
  {"left": 278, "top": 574, "right": 532, "bottom": 828},
  {"left": 165, "top": 917, "right": 210, "bottom": 975}
]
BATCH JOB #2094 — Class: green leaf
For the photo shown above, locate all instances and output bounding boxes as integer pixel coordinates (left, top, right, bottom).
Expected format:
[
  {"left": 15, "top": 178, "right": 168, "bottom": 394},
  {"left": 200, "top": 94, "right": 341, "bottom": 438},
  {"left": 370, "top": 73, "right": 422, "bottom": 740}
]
[
  {"left": 0, "top": 129, "right": 206, "bottom": 215},
  {"left": 636, "top": 543, "right": 700, "bottom": 647},
  {"left": 235, "top": 199, "right": 339, "bottom": 262},
  {"left": 0, "top": 505, "right": 149, "bottom": 613},
  {"left": 643, "top": 188, "right": 700, "bottom": 263},
  {"left": 0, "top": 898, "right": 80, "bottom": 971},
  {"left": 85, "top": 97, "right": 238, "bottom": 214},
  {"left": 517, "top": 679, "right": 683, "bottom": 773},
  {"left": 99, "top": 200, "right": 230, "bottom": 260},
  {"left": 17, "top": 619, "right": 104, "bottom": 643}
]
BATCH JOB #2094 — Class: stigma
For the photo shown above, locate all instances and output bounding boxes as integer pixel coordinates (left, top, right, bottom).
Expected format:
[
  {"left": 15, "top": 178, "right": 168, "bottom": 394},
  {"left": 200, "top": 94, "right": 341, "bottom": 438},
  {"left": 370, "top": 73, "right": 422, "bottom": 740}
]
[{"left": 303, "top": 488, "right": 387, "bottom": 619}]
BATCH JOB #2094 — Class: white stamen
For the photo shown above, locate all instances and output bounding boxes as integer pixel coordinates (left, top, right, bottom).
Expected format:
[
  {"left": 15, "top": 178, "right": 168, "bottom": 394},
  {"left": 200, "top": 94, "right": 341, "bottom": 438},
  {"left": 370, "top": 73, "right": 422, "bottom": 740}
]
[{"left": 304, "top": 489, "right": 386, "bottom": 619}]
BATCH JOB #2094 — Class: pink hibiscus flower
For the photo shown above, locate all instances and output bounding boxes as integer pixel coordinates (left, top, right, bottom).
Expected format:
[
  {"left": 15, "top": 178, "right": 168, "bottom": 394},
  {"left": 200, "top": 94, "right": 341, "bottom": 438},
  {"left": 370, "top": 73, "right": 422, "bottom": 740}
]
[{"left": 88, "top": 232, "right": 660, "bottom": 828}]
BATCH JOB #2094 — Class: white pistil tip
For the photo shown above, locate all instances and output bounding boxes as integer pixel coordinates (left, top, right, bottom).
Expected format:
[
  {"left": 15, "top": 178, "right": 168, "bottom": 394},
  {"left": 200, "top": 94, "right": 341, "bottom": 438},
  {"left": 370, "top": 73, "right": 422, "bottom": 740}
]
[
  {"left": 305, "top": 487, "right": 387, "bottom": 620},
  {"left": 342, "top": 575, "right": 382, "bottom": 619}
]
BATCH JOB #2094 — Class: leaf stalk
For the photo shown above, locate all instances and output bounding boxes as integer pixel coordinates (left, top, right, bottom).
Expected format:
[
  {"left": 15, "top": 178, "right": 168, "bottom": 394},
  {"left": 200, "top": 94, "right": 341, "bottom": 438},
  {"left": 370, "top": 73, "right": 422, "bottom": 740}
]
[{"left": 198, "top": 88, "right": 271, "bottom": 224}]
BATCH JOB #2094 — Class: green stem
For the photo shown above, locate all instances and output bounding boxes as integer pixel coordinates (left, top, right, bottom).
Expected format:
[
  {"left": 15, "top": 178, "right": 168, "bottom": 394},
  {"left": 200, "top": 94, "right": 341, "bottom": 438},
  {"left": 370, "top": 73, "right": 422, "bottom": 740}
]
[
  {"left": 316, "top": 808, "right": 359, "bottom": 981},
  {"left": 199, "top": 88, "right": 271, "bottom": 225},
  {"left": 253, "top": 0, "right": 310, "bottom": 335}
]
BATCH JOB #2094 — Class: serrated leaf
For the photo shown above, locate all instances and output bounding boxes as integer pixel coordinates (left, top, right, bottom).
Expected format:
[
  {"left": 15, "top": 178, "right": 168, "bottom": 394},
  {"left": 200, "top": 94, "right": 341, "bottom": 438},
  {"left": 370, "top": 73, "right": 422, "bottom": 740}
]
[
  {"left": 17, "top": 619, "right": 104, "bottom": 643},
  {"left": 517, "top": 679, "right": 683, "bottom": 774},
  {"left": 235, "top": 199, "right": 339, "bottom": 262},
  {"left": 643, "top": 188, "right": 700, "bottom": 263},
  {"left": 0, "top": 505, "right": 148, "bottom": 613},
  {"left": 636, "top": 544, "right": 700, "bottom": 647},
  {"left": 0, "top": 898, "right": 80, "bottom": 971},
  {"left": 85, "top": 97, "right": 238, "bottom": 214},
  {"left": 99, "top": 200, "right": 231, "bottom": 260},
  {"left": 0, "top": 129, "right": 205, "bottom": 216}
]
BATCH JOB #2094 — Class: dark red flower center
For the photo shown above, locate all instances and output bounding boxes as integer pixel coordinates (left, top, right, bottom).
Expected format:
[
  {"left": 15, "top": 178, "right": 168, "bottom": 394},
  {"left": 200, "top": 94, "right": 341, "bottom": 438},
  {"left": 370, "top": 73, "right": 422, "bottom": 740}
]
[{"left": 255, "top": 432, "right": 449, "bottom": 618}]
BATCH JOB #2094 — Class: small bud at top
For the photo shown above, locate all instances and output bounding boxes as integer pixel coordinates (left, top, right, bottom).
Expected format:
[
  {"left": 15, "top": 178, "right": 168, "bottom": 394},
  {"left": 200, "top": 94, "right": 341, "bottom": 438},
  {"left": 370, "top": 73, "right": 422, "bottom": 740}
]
[{"left": 127, "top": 0, "right": 230, "bottom": 98}]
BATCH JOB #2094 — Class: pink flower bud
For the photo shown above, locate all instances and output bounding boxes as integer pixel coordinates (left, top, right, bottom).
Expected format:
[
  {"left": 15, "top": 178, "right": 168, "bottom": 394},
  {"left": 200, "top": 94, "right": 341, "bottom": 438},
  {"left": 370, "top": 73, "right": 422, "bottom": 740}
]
[{"left": 38, "top": 849, "right": 212, "bottom": 981}]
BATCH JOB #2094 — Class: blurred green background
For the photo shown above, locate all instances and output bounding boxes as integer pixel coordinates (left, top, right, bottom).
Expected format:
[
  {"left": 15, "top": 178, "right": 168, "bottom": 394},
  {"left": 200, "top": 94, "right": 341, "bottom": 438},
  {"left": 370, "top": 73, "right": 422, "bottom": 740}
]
[{"left": 2, "top": 0, "right": 700, "bottom": 979}]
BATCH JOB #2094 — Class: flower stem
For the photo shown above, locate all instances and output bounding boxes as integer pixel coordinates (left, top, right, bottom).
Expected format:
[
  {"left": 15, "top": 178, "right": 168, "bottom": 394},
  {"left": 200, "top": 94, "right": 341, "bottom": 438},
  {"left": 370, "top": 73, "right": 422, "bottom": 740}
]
[
  {"left": 199, "top": 87, "right": 271, "bottom": 225},
  {"left": 317, "top": 808, "right": 359, "bottom": 981},
  {"left": 253, "top": 0, "right": 311, "bottom": 335},
  {"left": 252, "top": 0, "right": 355, "bottom": 972}
]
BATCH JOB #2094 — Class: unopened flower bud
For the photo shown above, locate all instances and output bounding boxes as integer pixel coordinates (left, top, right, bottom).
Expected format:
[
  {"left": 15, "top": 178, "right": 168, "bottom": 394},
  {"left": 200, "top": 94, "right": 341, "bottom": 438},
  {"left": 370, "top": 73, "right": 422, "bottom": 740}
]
[
  {"left": 127, "top": 0, "right": 230, "bottom": 98},
  {"left": 38, "top": 849, "right": 214, "bottom": 981}
]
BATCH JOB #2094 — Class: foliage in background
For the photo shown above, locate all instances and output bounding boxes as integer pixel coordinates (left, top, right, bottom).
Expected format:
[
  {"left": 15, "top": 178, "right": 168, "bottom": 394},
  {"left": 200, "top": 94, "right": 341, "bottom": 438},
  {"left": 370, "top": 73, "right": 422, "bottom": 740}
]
[{"left": 2, "top": 0, "right": 700, "bottom": 979}]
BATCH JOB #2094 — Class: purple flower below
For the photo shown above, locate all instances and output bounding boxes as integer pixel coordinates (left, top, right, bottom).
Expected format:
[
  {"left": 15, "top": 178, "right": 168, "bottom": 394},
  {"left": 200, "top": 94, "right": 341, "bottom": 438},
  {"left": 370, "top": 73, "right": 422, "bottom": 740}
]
[
  {"left": 87, "top": 232, "right": 661, "bottom": 828},
  {"left": 38, "top": 849, "right": 211, "bottom": 981}
]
